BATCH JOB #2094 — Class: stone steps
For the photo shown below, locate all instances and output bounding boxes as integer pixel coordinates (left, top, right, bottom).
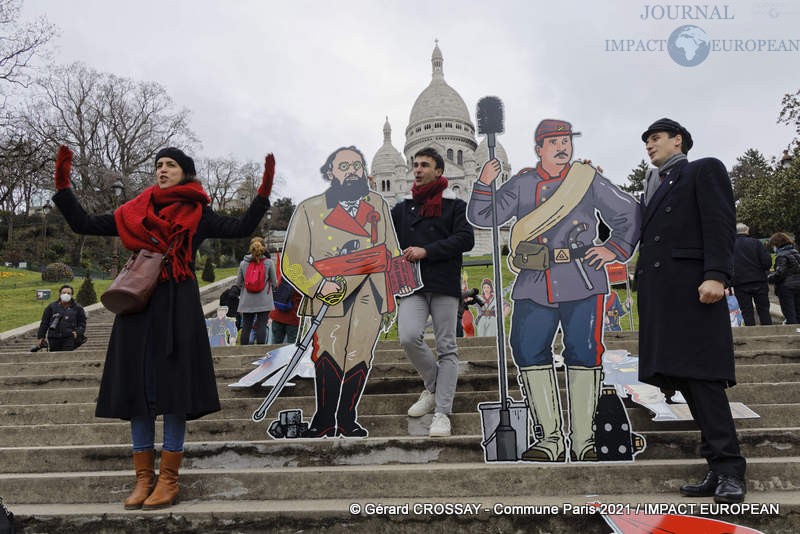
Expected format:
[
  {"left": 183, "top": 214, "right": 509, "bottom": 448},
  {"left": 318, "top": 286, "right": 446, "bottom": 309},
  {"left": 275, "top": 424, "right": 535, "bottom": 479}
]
[
  {"left": 3, "top": 457, "right": 798, "bottom": 504},
  {"left": 2, "top": 422, "right": 799, "bottom": 475},
  {"left": 1, "top": 323, "right": 798, "bottom": 532},
  {"left": 0, "top": 389, "right": 797, "bottom": 429},
  {"left": 9, "top": 492, "right": 794, "bottom": 534}
]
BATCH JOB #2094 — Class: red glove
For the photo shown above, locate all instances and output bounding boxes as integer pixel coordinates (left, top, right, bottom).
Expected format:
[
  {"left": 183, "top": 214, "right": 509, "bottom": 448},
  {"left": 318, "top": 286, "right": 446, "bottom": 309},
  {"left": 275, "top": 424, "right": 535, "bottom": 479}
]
[
  {"left": 54, "top": 145, "right": 73, "bottom": 190},
  {"left": 257, "top": 153, "right": 275, "bottom": 198}
]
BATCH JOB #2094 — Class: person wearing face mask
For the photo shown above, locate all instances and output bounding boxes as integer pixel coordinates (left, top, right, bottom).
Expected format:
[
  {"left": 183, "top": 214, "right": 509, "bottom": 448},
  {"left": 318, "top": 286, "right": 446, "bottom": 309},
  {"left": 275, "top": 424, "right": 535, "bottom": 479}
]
[
  {"left": 51, "top": 145, "right": 274, "bottom": 510},
  {"left": 36, "top": 284, "right": 86, "bottom": 352}
]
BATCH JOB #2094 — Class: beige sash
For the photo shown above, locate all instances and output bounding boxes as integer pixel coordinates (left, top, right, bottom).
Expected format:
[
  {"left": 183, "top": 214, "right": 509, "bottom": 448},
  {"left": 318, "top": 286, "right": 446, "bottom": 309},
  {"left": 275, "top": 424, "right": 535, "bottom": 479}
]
[{"left": 508, "top": 162, "right": 596, "bottom": 273}]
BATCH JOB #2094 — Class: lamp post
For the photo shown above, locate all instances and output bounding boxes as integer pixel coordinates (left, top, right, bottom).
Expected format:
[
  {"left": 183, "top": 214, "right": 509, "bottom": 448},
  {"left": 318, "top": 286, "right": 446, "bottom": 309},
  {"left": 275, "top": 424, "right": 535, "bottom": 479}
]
[
  {"left": 40, "top": 202, "right": 51, "bottom": 269},
  {"left": 111, "top": 180, "right": 124, "bottom": 277},
  {"left": 265, "top": 209, "right": 272, "bottom": 252}
]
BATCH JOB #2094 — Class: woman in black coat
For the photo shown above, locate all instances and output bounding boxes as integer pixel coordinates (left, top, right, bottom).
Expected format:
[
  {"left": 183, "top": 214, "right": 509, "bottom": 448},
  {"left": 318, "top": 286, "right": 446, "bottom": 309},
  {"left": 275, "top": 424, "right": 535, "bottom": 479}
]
[
  {"left": 768, "top": 232, "right": 800, "bottom": 324},
  {"left": 52, "top": 145, "right": 274, "bottom": 510}
]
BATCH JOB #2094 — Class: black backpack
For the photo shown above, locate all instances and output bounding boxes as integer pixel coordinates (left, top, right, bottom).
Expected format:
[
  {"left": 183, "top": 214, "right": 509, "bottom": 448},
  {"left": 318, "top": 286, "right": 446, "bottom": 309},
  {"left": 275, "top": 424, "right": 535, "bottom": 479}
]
[
  {"left": 219, "top": 285, "right": 241, "bottom": 317},
  {"left": 273, "top": 280, "right": 294, "bottom": 312}
]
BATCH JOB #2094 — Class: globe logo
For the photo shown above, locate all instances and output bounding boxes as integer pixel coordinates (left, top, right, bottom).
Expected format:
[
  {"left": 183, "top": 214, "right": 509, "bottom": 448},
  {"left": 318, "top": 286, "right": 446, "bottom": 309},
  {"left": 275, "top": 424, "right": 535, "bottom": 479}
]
[{"left": 667, "top": 25, "right": 711, "bottom": 67}]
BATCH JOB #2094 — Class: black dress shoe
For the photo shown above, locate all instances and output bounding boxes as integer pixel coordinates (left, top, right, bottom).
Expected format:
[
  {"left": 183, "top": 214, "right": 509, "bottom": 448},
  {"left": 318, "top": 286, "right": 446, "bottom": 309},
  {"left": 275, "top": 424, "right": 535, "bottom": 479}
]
[
  {"left": 680, "top": 471, "right": 718, "bottom": 497},
  {"left": 714, "top": 474, "right": 746, "bottom": 504}
]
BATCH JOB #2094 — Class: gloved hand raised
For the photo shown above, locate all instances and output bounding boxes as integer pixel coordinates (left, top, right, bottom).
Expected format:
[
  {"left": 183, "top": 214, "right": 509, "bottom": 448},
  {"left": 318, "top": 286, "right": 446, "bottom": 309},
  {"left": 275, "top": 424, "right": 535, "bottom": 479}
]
[
  {"left": 257, "top": 153, "right": 275, "bottom": 198},
  {"left": 54, "top": 145, "right": 73, "bottom": 191}
]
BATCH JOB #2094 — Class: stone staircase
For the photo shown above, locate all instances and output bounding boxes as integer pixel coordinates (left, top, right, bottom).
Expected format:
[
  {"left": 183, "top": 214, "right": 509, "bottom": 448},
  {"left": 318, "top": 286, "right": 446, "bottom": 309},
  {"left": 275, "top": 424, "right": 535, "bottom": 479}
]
[{"left": 0, "top": 308, "right": 799, "bottom": 532}]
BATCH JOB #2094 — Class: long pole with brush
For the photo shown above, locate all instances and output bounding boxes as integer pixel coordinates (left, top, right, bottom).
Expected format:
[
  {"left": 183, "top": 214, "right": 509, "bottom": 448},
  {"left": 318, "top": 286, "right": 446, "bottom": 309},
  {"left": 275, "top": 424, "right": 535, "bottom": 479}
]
[{"left": 476, "top": 96, "right": 516, "bottom": 461}]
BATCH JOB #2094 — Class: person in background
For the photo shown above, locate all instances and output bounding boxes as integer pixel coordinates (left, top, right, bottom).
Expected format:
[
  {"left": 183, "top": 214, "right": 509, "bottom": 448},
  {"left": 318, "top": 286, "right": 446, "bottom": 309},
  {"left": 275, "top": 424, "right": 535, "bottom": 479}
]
[
  {"left": 236, "top": 237, "right": 278, "bottom": 345},
  {"left": 36, "top": 284, "right": 86, "bottom": 351},
  {"left": 732, "top": 223, "right": 772, "bottom": 326},
  {"left": 768, "top": 232, "right": 800, "bottom": 324},
  {"left": 269, "top": 273, "right": 302, "bottom": 344}
]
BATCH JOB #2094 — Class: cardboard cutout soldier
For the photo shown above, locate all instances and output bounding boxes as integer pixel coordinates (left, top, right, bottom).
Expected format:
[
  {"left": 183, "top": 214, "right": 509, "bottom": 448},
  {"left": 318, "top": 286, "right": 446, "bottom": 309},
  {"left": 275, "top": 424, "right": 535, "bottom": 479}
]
[
  {"left": 278, "top": 146, "right": 417, "bottom": 438},
  {"left": 469, "top": 119, "right": 641, "bottom": 462}
]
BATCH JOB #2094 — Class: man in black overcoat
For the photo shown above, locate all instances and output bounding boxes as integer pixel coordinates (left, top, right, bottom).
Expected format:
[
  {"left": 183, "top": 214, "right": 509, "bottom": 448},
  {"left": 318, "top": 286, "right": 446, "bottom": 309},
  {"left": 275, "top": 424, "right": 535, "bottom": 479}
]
[{"left": 637, "top": 118, "right": 746, "bottom": 503}]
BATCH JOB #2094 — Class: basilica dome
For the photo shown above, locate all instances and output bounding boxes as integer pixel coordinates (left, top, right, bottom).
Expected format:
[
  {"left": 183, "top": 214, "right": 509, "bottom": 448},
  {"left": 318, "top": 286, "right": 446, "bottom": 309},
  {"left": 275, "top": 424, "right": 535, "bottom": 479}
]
[
  {"left": 408, "top": 44, "right": 471, "bottom": 126},
  {"left": 371, "top": 117, "right": 406, "bottom": 175},
  {"left": 404, "top": 43, "right": 476, "bottom": 158}
]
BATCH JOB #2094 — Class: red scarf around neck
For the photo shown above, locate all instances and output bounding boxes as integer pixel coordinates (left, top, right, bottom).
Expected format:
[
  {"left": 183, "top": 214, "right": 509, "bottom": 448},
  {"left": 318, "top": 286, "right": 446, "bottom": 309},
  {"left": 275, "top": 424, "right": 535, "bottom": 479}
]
[
  {"left": 114, "top": 182, "right": 210, "bottom": 282},
  {"left": 411, "top": 176, "right": 448, "bottom": 217}
]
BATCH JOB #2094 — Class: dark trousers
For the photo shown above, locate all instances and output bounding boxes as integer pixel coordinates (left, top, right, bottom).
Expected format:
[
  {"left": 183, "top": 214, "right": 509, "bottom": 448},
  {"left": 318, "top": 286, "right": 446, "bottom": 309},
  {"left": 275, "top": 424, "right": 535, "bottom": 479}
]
[
  {"left": 734, "top": 282, "right": 772, "bottom": 326},
  {"left": 48, "top": 336, "right": 75, "bottom": 352},
  {"left": 776, "top": 284, "right": 800, "bottom": 324},
  {"left": 241, "top": 311, "right": 269, "bottom": 344},
  {"left": 673, "top": 377, "right": 746, "bottom": 477},
  {"left": 271, "top": 321, "right": 298, "bottom": 344}
]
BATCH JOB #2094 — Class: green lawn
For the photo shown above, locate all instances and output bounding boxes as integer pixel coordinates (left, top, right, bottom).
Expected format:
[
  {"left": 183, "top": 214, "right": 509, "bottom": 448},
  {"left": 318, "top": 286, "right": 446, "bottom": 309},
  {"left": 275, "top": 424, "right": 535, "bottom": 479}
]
[
  {"left": 0, "top": 266, "right": 238, "bottom": 332},
  {"left": 2, "top": 258, "right": 640, "bottom": 337}
]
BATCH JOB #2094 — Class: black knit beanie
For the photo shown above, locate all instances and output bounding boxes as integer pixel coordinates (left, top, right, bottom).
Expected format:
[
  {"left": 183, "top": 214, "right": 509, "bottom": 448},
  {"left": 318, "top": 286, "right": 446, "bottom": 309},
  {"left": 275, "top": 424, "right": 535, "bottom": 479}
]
[{"left": 155, "top": 147, "right": 196, "bottom": 177}]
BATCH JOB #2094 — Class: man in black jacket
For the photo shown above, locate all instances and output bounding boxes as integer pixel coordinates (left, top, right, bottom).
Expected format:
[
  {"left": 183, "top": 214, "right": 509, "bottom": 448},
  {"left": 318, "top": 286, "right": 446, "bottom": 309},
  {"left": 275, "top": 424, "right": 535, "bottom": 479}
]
[
  {"left": 733, "top": 223, "right": 772, "bottom": 326},
  {"left": 391, "top": 147, "right": 474, "bottom": 437},
  {"left": 36, "top": 284, "right": 87, "bottom": 352},
  {"left": 638, "top": 118, "right": 746, "bottom": 503}
]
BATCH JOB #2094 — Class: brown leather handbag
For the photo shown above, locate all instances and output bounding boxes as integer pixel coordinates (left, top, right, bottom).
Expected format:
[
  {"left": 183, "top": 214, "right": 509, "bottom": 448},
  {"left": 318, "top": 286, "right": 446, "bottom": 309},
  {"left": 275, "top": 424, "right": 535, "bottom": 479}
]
[{"left": 101, "top": 249, "right": 165, "bottom": 315}]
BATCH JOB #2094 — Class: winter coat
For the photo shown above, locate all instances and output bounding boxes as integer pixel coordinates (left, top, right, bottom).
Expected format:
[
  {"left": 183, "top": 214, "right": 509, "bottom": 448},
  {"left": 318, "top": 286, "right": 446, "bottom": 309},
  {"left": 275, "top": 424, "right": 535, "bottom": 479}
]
[
  {"left": 636, "top": 157, "right": 736, "bottom": 388},
  {"left": 768, "top": 244, "right": 800, "bottom": 290},
  {"left": 235, "top": 254, "right": 277, "bottom": 313},
  {"left": 391, "top": 190, "right": 474, "bottom": 298},
  {"left": 53, "top": 188, "right": 269, "bottom": 420},
  {"left": 732, "top": 234, "right": 771, "bottom": 286},
  {"left": 37, "top": 300, "right": 86, "bottom": 340}
]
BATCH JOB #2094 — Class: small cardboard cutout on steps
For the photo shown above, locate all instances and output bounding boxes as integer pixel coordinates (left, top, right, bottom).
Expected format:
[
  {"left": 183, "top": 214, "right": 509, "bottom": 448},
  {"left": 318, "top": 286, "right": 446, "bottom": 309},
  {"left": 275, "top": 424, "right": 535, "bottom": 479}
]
[{"left": 205, "top": 306, "right": 238, "bottom": 347}]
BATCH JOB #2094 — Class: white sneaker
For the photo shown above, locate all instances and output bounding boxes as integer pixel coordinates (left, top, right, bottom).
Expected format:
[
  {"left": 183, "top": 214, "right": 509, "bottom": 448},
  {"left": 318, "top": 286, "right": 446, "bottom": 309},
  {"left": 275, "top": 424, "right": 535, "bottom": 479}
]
[
  {"left": 407, "top": 389, "right": 436, "bottom": 417},
  {"left": 429, "top": 412, "right": 451, "bottom": 437}
]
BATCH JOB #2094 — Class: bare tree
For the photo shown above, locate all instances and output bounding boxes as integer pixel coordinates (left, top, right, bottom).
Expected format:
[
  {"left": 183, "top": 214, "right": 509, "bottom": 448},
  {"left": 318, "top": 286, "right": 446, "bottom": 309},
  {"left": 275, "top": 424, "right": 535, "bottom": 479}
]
[
  {"left": 199, "top": 157, "right": 246, "bottom": 211},
  {"left": 17, "top": 62, "right": 196, "bottom": 264},
  {"left": 0, "top": 0, "right": 54, "bottom": 92},
  {"left": 22, "top": 62, "right": 196, "bottom": 197}
]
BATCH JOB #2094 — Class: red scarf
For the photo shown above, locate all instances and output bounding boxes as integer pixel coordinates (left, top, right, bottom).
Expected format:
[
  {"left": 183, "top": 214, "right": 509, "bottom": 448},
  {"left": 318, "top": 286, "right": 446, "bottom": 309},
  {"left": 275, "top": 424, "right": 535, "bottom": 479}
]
[
  {"left": 114, "top": 182, "right": 210, "bottom": 282},
  {"left": 411, "top": 176, "right": 448, "bottom": 217}
]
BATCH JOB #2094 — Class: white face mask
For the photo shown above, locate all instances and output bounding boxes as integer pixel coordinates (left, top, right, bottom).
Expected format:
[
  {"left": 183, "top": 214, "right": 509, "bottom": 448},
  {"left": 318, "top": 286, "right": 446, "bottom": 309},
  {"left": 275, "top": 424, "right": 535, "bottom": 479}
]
[{"left": 60, "top": 293, "right": 72, "bottom": 303}]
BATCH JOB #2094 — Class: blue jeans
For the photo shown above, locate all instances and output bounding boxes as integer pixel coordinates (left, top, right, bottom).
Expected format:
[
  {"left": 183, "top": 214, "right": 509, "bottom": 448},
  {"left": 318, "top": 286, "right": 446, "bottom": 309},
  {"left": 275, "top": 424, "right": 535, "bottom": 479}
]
[
  {"left": 131, "top": 414, "right": 187, "bottom": 452},
  {"left": 509, "top": 296, "right": 605, "bottom": 367}
]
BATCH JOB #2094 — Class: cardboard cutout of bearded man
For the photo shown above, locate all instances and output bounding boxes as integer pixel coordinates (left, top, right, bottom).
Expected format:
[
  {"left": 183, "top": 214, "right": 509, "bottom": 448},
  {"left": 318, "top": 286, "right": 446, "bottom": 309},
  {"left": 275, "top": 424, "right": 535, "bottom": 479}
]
[{"left": 280, "top": 146, "right": 416, "bottom": 438}]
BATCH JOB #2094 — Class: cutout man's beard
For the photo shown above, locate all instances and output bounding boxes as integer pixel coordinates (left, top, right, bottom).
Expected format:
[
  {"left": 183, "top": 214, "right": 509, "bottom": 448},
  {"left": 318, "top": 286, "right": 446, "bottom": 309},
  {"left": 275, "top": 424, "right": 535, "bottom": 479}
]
[{"left": 326, "top": 174, "right": 370, "bottom": 208}]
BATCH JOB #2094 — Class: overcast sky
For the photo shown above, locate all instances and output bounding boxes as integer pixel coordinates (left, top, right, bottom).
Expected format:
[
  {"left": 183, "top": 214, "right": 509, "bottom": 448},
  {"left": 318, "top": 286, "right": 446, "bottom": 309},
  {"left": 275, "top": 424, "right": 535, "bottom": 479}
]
[{"left": 21, "top": 0, "right": 800, "bottom": 201}]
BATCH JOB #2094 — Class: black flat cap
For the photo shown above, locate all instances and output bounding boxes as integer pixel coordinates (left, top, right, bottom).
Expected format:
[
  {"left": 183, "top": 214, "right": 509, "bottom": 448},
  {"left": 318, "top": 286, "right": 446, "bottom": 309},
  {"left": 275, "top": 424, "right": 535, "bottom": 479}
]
[{"left": 641, "top": 118, "right": 693, "bottom": 151}]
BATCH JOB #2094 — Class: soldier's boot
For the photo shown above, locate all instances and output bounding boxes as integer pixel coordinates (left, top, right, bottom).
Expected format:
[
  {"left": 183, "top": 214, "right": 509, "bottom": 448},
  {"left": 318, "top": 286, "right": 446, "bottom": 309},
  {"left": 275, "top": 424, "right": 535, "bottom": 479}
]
[
  {"left": 567, "top": 365, "right": 603, "bottom": 462},
  {"left": 301, "top": 351, "right": 341, "bottom": 438},
  {"left": 518, "top": 364, "right": 566, "bottom": 462},
  {"left": 336, "top": 361, "right": 370, "bottom": 438}
]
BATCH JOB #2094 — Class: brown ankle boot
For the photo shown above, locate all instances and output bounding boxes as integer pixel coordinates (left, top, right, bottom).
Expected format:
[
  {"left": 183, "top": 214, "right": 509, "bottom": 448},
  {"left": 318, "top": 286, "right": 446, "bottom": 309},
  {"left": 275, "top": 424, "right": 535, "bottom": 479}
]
[
  {"left": 123, "top": 450, "right": 155, "bottom": 510},
  {"left": 142, "top": 450, "right": 182, "bottom": 510}
]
